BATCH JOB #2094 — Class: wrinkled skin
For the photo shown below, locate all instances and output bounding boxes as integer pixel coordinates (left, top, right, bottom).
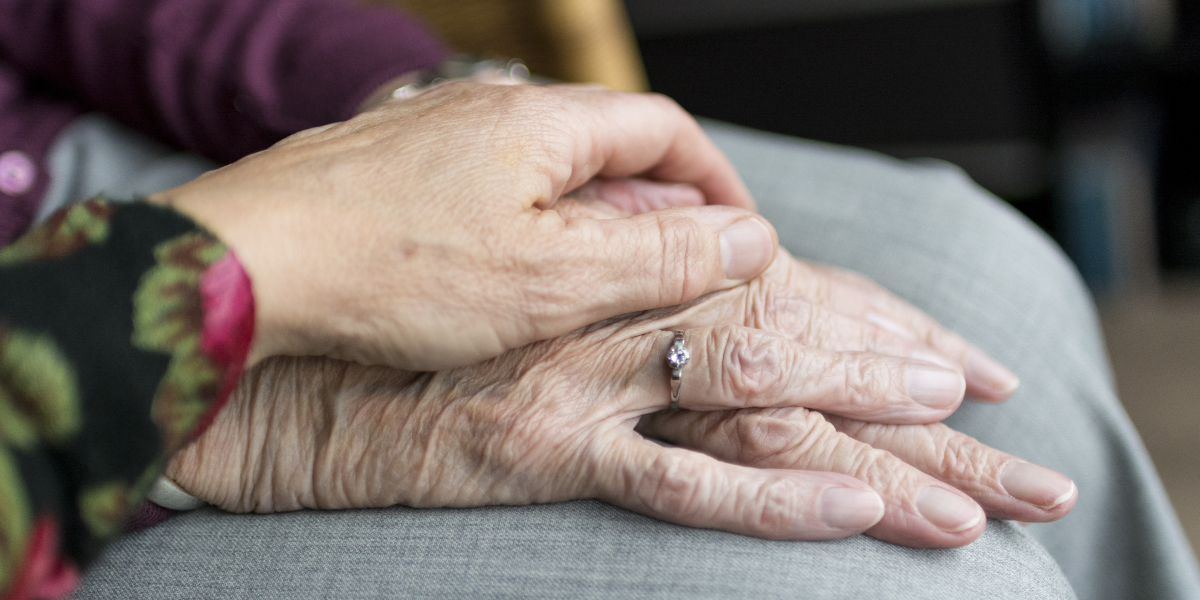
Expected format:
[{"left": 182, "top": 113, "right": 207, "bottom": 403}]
[
  {"left": 150, "top": 83, "right": 779, "bottom": 371},
  {"left": 168, "top": 199, "right": 1074, "bottom": 550}
]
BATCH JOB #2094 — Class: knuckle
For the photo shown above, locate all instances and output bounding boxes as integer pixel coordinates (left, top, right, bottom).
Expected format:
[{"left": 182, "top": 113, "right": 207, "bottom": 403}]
[
  {"left": 787, "top": 419, "right": 917, "bottom": 500},
  {"left": 823, "top": 414, "right": 868, "bottom": 439},
  {"left": 826, "top": 422, "right": 952, "bottom": 498},
  {"left": 644, "top": 92, "right": 686, "bottom": 115},
  {"left": 804, "top": 415, "right": 859, "bottom": 464},
  {"left": 641, "top": 449, "right": 708, "bottom": 516},
  {"left": 654, "top": 214, "right": 713, "bottom": 303},
  {"left": 830, "top": 437, "right": 910, "bottom": 498},
  {"left": 714, "top": 328, "right": 786, "bottom": 402},
  {"left": 746, "top": 287, "right": 812, "bottom": 339},
  {"left": 936, "top": 434, "right": 996, "bottom": 483},
  {"left": 863, "top": 455, "right": 919, "bottom": 499},
  {"left": 839, "top": 356, "right": 895, "bottom": 410},
  {"left": 731, "top": 409, "right": 820, "bottom": 465},
  {"left": 486, "top": 80, "right": 545, "bottom": 105},
  {"left": 745, "top": 477, "right": 802, "bottom": 532},
  {"left": 862, "top": 322, "right": 911, "bottom": 356}
]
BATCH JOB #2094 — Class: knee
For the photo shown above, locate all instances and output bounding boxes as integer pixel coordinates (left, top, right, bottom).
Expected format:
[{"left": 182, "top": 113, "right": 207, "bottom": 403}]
[
  {"left": 886, "top": 156, "right": 1076, "bottom": 290},
  {"left": 900, "top": 161, "right": 1094, "bottom": 320}
]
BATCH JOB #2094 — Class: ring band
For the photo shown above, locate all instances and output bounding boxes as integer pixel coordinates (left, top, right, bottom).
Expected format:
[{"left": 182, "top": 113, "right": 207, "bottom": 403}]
[{"left": 666, "top": 330, "right": 690, "bottom": 410}]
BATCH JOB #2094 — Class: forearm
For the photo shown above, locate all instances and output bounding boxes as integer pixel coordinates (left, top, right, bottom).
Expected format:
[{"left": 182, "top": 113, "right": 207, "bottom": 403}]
[{"left": 0, "top": 199, "right": 254, "bottom": 600}]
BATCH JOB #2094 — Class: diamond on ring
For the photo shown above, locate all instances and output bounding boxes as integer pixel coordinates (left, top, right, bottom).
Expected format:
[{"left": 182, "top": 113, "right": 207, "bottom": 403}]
[
  {"left": 667, "top": 344, "right": 690, "bottom": 370},
  {"left": 667, "top": 331, "right": 688, "bottom": 410}
]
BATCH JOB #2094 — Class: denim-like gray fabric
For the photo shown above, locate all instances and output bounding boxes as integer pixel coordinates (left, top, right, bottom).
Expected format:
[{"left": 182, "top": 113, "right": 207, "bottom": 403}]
[
  {"left": 53, "top": 114, "right": 1192, "bottom": 599},
  {"left": 699, "top": 119, "right": 1200, "bottom": 600},
  {"left": 76, "top": 503, "right": 1070, "bottom": 600}
]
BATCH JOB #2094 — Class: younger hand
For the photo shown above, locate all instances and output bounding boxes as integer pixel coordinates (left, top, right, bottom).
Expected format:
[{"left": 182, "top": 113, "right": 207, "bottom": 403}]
[{"left": 151, "top": 83, "right": 773, "bottom": 371}]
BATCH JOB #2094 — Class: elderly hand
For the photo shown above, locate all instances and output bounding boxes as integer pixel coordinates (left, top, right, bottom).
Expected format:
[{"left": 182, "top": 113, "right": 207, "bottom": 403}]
[
  {"left": 150, "top": 83, "right": 774, "bottom": 370},
  {"left": 167, "top": 203, "right": 1073, "bottom": 549},
  {"left": 562, "top": 187, "right": 1020, "bottom": 402}
]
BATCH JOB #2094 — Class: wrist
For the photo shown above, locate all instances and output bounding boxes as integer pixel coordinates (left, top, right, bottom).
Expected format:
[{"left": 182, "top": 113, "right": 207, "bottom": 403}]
[
  {"left": 146, "top": 189, "right": 271, "bottom": 367},
  {"left": 166, "top": 356, "right": 332, "bottom": 513},
  {"left": 356, "top": 54, "right": 531, "bottom": 114}
]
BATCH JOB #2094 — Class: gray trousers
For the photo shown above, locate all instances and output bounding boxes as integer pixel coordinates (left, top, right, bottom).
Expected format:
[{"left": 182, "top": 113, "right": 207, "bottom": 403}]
[{"left": 53, "top": 115, "right": 1199, "bottom": 599}]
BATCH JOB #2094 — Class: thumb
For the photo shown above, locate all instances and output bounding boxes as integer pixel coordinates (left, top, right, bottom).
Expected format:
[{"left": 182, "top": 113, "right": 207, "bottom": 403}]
[{"left": 558, "top": 206, "right": 777, "bottom": 319}]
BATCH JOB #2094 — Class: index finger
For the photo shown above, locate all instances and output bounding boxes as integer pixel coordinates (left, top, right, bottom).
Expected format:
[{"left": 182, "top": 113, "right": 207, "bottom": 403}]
[{"left": 550, "top": 85, "right": 756, "bottom": 210}]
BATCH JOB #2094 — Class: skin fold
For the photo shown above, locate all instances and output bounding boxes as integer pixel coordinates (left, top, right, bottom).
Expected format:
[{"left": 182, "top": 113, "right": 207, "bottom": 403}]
[{"left": 167, "top": 198, "right": 1074, "bottom": 550}]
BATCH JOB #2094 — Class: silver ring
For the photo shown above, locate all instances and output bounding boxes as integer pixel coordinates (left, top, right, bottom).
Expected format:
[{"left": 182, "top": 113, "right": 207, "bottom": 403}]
[{"left": 666, "top": 330, "right": 690, "bottom": 410}]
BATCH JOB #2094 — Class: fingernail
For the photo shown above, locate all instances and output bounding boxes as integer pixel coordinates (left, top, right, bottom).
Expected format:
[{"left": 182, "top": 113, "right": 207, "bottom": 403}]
[
  {"left": 1000, "top": 461, "right": 1076, "bottom": 510},
  {"left": 964, "top": 348, "right": 1020, "bottom": 396},
  {"left": 906, "top": 364, "right": 965, "bottom": 409},
  {"left": 916, "top": 487, "right": 983, "bottom": 533},
  {"left": 820, "top": 487, "right": 885, "bottom": 530},
  {"left": 719, "top": 218, "right": 774, "bottom": 280}
]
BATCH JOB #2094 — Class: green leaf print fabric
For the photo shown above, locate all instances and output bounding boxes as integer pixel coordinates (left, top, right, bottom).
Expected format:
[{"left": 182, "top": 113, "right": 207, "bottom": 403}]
[{"left": 0, "top": 199, "right": 254, "bottom": 600}]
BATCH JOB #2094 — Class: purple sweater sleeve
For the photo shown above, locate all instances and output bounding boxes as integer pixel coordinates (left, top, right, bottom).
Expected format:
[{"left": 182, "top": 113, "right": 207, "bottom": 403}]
[
  {"left": 0, "top": 64, "right": 79, "bottom": 244},
  {"left": 0, "top": 0, "right": 449, "bottom": 163},
  {"left": 0, "top": 0, "right": 449, "bottom": 244}
]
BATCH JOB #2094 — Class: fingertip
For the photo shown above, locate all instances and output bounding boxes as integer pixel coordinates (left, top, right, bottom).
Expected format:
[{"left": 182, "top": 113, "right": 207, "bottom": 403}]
[
  {"left": 569, "top": 88, "right": 755, "bottom": 213},
  {"left": 916, "top": 487, "right": 985, "bottom": 534},
  {"left": 1000, "top": 461, "right": 1077, "bottom": 511},
  {"left": 964, "top": 348, "right": 1020, "bottom": 400},
  {"left": 664, "top": 206, "right": 776, "bottom": 284},
  {"left": 905, "top": 363, "right": 967, "bottom": 411},
  {"left": 718, "top": 217, "right": 776, "bottom": 281},
  {"left": 820, "top": 486, "right": 886, "bottom": 532}
]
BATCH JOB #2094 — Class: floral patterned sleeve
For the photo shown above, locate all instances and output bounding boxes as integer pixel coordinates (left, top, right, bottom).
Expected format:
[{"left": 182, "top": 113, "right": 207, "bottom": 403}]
[{"left": 0, "top": 199, "right": 254, "bottom": 600}]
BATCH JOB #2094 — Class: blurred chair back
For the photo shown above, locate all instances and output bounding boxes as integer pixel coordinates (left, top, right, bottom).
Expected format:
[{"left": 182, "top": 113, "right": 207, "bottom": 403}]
[{"left": 370, "top": 0, "right": 648, "bottom": 92}]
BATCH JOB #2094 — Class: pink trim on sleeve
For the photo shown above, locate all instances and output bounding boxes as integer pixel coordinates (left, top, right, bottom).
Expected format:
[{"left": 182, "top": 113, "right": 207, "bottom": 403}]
[
  {"left": 194, "top": 250, "right": 256, "bottom": 439},
  {"left": 118, "top": 250, "right": 255, "bottom": 542},
  {"left": 3, "top": 518, "right": 80, "bottom": 600}
]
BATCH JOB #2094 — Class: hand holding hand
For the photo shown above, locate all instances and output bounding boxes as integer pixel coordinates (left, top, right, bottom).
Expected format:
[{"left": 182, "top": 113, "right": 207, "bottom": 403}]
[
  {"left": 564, "top": 181, "right": 1021, "bottom": 402},
  {"left": 151, "top": 83, "right": 774, "bottom": 371},
  {"left": 167, "top": 200, "right": 1072, "bottom": 549}
]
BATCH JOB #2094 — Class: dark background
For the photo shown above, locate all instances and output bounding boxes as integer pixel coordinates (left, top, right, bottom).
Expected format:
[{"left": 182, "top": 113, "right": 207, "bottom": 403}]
[
  {"left": 621, "top": 0, "right": 1200, "bottom": 554},
  {"left": 624, "top": 0, "right": 1200, "bottom": 292}
]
